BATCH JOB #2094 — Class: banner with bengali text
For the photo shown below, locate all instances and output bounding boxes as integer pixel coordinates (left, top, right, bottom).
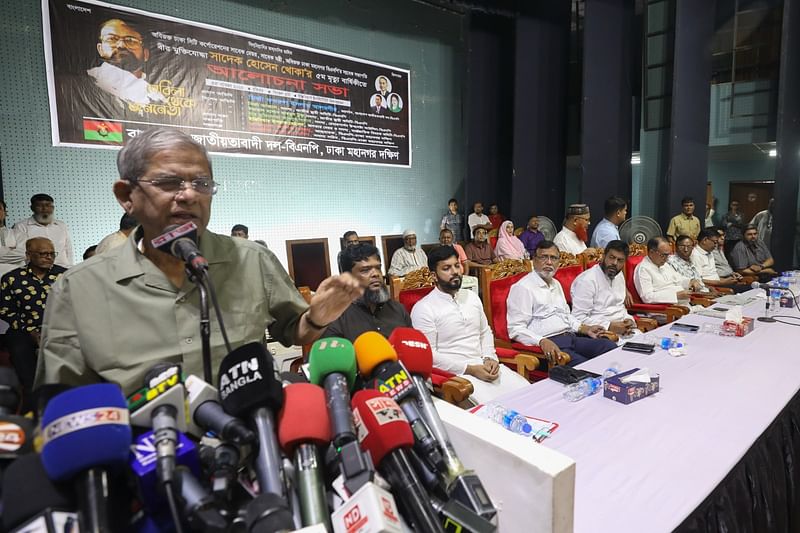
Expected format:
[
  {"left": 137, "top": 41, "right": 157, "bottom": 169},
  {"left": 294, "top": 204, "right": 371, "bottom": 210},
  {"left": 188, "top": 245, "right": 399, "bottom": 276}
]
[{"left": 43, "top": 0, "right": 411, "bottom": 166}]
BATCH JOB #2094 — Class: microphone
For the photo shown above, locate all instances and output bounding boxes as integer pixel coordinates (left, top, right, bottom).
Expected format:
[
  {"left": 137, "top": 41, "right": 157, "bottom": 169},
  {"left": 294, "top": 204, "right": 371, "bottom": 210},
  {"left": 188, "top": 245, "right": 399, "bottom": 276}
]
[
  {"left": 2, "top": 453, "right": 76, "bottom": 532},
  {"left": 330, "top": 481, "right": 403, "bottom": 533},
  {"left": 390, "top": 327, "right": 498, "bottom": 521},
  {"left": 307, "top": 337, "right": 375, "bottom": 495},
  {"left": 751, "top": 281, "right": 780, "bottom": 291},
  {"left": 351, "top": 389, "right": 443, "bottom": 532},
  {"left": 40, "top": 383, "right": 132, "bottom": 533},
  {"left": 244, "top": 493, "right": 296, "bottom": 533},
  {"left": 185, "top": 374, "right": 256, "bottom": 444},
  {"left": 277, "top": 383, "right": 332, "bottom": 530},
  {"left": 173, "top": 465, "right": 229, "bottom": 532},
  {"left": 353, "top": 332, "right": 445, "bottom": 477},
  {"left": 218, "top": 342, "right": 287, "bottom": 499},
  {"left": 128, "top": 363, "right": 188, "bottom": 487},
  {"left": 151, "top": 221, "right": 208, "bottom": 273},
  {"left": 129, "top": 429, "right": 202, "bottom": 514}
]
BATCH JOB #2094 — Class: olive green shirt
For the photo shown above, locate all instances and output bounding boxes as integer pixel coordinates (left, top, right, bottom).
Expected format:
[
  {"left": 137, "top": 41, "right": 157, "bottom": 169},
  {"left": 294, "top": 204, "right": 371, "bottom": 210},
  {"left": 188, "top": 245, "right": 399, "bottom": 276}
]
[
  {"left": 666, "top": 214, "right": 701, "bottom": 240},
  {"left": 34, "top": 229, "right": 308, "bottom": 395}
]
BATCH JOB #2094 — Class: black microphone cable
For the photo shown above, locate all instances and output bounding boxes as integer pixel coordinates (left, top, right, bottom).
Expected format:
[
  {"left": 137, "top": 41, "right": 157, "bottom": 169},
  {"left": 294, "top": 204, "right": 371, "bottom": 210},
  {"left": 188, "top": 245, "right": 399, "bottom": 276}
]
[{"left": 198, "top": 269, "right": 233, "bottom": 354}]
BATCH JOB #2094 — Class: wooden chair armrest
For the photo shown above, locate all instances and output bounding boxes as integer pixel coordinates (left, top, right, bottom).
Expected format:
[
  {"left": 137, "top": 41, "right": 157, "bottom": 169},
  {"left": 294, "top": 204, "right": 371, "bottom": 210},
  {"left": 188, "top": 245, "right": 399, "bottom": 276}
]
[
  {"left": 440, "top": 376, "right": 474, "bottom": 405},
  {"left": 689, "top": 295, "right": 714, "bottom": 307},
  {"left": 600, "top": 331, "right": 619, "bottom": 343},
  {"left": 715, "top": 287, "right": 734, "bottom": 295},
  {"left": 634, "top": 317, "right": 658, "bottom": 332}
]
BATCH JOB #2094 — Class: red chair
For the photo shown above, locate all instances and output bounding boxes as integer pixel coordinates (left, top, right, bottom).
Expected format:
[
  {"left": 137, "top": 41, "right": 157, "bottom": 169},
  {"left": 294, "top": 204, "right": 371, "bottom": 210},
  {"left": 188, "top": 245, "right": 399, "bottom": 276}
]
[
  {"left": 624, "top": 255, "right": 688, "bottom": 323},
  {"left": 479, "top": 260, "right": 570, "bottom": 382},
  {"left": 553, "top": 252, "right": 583, "bottom": 306}
]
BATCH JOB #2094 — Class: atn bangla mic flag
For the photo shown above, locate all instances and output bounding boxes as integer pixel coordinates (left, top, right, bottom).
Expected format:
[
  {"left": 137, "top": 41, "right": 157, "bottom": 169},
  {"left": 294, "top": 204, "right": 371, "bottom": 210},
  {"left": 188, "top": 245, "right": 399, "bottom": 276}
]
[{"left": 83, "top": 119, "right": 123, "bottom": 143}]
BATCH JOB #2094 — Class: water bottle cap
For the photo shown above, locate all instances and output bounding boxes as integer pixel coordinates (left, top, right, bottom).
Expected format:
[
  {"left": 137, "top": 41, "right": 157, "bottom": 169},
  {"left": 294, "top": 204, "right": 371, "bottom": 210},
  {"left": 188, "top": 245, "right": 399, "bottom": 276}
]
[{"left": 522, "top": 423, "right": 532, "bottom": 434}]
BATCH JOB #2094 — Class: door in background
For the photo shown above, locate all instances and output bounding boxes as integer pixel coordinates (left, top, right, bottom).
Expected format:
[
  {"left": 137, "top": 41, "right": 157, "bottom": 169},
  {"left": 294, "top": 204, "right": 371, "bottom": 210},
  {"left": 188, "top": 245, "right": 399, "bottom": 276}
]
[{"left": 728, "top": 181, "right": 774, "bottom": 225}]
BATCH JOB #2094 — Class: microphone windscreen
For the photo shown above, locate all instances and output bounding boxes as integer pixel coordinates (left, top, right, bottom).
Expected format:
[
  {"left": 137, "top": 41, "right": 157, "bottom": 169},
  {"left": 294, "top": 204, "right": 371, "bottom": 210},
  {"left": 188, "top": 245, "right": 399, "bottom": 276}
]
[
  {"left": 353, "top": 331, "right": 398, "bottom": 377},
  {"left": 351, "top": 389, "right": 413, "bottom": 466},
  {"left": 308, "top": 337, "right": 357, "bottom": 388},
  {"left": 277, "top": 383, "right": 331, "bottom": 453},
  {"left": 751, "top": 281, "right": 760, "bottom": 289},
  {"left": 246, "top": 493, "right": 294, "bottom": 533},
  {"left": 2, "top": 453, "right": 75, "bottom": 530},
  {"left": 389, "top": 327, "right": 434, "bottom": 378},
  {"left": 217, "top": 342, "right": 283, "bottom": 417},
  {"left": 40, "top": 383, "right": 132, "bottom": 481}
]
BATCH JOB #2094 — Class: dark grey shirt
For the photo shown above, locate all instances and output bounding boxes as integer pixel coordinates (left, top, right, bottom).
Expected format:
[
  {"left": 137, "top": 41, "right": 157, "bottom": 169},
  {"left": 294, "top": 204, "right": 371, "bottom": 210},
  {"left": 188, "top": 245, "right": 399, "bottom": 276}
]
[
  {"left": 730, "top": 239, "right": 773, "bottom": 271},
  {"left": 322, "top": 298, "right": 412, "bottom": 343}
]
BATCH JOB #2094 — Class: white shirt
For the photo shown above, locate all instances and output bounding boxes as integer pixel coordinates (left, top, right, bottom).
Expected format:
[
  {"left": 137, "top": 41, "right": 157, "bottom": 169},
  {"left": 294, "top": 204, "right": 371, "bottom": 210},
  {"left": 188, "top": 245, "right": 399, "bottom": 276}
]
[
  {"left": 467, "top": 213, "right": 490, "bottom": 239},
  {"left": 633, "top": 255, "right": 689, "bottom": 304},
  {"left": 0, "top": 227, "right": 25, "bottom": 268},
  {"left": 87, "top": 63, "right": 166, "bottom": 105},
  {"left": 411, "top": 287, "right": 529, "bottom": 403},
  {"left": 13, "top": 217, "right": 73, "bottom": 267},
  {"left": 690, "top": 246, "right": 720, "bottom": 281},
  {"left": 553, "top": 227, "right": 587, "bottom": 255},
  {"left": 388, "top": 247, "right": 427, "bottom": 276},
  {"left": 570, "top": 264, "right": 633, "bottom": 329},
  {"left": 506, "top": 270, "right": 581, "bottom": 346},
  {"left": 410, "top": 287, "right": 496, "bottom": 374}
]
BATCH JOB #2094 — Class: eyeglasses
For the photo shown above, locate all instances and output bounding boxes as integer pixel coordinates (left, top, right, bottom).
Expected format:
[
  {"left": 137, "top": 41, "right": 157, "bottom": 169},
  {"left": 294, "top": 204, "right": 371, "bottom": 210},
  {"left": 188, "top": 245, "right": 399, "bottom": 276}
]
[
  {"left": 677, "top": 244, "right": 694, "bottom": 249},
  {"left": 101, "top": 35, "right": 143, "bottom": 48},
  {"left": 136, "top": 177, "right": 218, "bottom": 196},
  {"left": 30, "top": 251, "right": 58, "bottom": 258},
  {"left": 535, "top": 254, "right": 560, "bottom": 263},
  {"left": 654, "top": 250, "right": 670, "bottom": 259}
]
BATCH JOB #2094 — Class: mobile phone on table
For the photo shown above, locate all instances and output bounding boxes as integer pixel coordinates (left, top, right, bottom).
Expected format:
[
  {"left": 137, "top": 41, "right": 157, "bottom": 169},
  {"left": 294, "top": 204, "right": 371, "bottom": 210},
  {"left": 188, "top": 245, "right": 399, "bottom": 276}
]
[
  {"left": 621, "top": 342, "right": 655, "bottom": 354},
  {"left": 670, "top": 322, "right": 699, "bottom": 333}
]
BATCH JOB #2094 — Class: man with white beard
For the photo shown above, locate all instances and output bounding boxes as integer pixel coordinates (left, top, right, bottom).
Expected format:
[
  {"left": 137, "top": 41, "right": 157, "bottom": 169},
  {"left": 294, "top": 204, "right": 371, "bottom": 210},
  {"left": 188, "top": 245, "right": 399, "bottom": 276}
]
[
  {"left": 322, "top": 243, "right": 412, "bottom": 342},
  {"left": 13, "top": 194, "right": 73, "bottom": 267}
]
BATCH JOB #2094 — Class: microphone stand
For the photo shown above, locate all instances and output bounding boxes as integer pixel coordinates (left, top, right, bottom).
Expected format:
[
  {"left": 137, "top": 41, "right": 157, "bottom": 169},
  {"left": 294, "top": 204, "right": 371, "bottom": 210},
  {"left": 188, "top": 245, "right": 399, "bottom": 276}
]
[
  {"left": 757, "top": 287, "right": 776, "bottom": 323},
  {"left": 186, "top": 267, "right": 213, "bottom": 383}
]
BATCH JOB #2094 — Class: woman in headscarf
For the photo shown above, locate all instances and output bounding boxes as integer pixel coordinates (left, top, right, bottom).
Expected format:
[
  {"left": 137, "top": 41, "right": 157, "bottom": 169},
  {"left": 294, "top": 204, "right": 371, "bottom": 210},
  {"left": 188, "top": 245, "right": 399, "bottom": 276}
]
[{"left": 494, "top": 220, "right": 527, "bottom": 260}]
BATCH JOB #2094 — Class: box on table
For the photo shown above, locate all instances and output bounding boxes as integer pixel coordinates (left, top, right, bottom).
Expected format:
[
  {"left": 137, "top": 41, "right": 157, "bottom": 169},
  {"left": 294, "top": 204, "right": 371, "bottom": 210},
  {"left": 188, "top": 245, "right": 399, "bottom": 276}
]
[
  {"left": 603, "top": 368, "right": 660, "bottom": 405},
  {"left": 722, "top": 317, "right": 755, "bottom": 337}
]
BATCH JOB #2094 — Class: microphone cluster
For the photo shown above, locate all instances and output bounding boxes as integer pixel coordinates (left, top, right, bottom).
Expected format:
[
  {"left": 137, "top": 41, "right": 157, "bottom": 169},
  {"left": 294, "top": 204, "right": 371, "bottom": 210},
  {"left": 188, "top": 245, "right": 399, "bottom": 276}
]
[{"left": 0, "top": 328, "right": 498, "bottom": 532}]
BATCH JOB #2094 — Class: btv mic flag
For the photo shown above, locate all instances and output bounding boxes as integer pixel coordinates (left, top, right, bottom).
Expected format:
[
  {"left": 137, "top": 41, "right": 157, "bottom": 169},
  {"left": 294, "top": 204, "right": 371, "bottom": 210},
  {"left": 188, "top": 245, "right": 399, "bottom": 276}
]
[{"left": 83, "top": 119, "right": 123, "bottom": 143}]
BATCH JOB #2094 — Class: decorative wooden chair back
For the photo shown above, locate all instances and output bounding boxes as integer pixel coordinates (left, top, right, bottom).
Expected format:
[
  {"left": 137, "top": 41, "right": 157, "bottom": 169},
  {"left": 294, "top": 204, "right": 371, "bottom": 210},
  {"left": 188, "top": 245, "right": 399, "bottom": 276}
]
[
  {"left": 554, "top": 252, "right": 583, "bottom": 305},
  {"left": 392, "top": 267, "right": 437, "bottom": 314},
  {"left": 628, "top": 243, "right": 647, "bottom": 257},
  {"left": 579, "top": 247, "right": 604, "bottom": 269},
  {"left": 479, "top": 259, "right": 532, "bottom": 341}
]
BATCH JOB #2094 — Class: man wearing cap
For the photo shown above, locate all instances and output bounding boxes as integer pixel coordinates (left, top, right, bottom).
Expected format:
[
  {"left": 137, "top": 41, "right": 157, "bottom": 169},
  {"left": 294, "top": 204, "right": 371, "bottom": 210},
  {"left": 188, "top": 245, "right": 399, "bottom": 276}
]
[
  {"left": 553, "top": 204, "right": 590, "bottom": 255},
  {"left": 388, "top": 229, "right": 428, "bottom": 276}
]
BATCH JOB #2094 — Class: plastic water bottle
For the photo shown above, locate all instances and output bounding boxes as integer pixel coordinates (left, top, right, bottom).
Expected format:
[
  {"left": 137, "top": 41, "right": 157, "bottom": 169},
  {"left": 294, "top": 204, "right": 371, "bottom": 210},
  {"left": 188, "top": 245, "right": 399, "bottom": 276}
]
[
  {"left": 769, "top": 288, "right": 782, "bottom": 315},
  {"left": 482, "top": 403, "right": 533, "bottom": 435},
  {"left": 563, "top": 363, "right": 620, "bottom": 402}
]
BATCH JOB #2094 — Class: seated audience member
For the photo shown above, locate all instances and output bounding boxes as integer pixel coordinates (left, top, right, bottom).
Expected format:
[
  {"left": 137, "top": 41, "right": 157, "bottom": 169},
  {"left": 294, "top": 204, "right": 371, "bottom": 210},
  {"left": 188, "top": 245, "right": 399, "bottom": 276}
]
[
  {"left": 337, "top": 230, "right": 360, "bottom": 273},
  {"left": 712, "top": 227, "right": 739, "bottom": 280},
  {"left": 0, "top": 238, "right": 66, "bottom": 398},
  {"left": 518, "top": 216, "right": 544, "bottom": 258},
  {"left": 507, "top": 240, "right": 616, "bottom": 366},
  {"left": 667, "top": 235, "right": 714, "bottom": 294},
  {"left": 666, "top": 196, "right": 701, "bottom": 241},
  {"left": 230, "top": 224, "right": 249, "bottom": 239},
  {"left": 571, "top": 240, "right": 636, "bottom": 336},
  {"left": 590, "top": 196, "right": 627, "bottom": 249},
  {"left": 440, "top": 198, "right": 464, "bottom": 242},
  {"left": 634, "top": 237, "right": 700, "bottom": 305},
  {"left": 96, "top": 213, "right": 138, "bottom": 254},
  {"left": 487, "top": 203, "right": 504, "bottom": 230},
  {"left": 494, "top": 221, "right": 527, "bottom": 261},
  {"left": 691, "top": 228, "right": 748, "bottom": 291},
  {"left": 463, "top": 227, "right": 496, "bottom": 266},
  {"left": 0, "top": 200, "right": 25, "bottom": 276},
  {"left": 411, "top": 246, "right": 529, "bottom": 403},
  {"left": 467, "top": 202, "right": 492, "bottom": 239},
  {"left": 553, "top": 204, "right": 590, "bottom": 254},
  {"left": 730, "top": 224, "right": 777, "bottom": 278},
  {"left": 388, "top": 229, "right": 427, "bottom": 276},
  {"left": 439, "top": 229, "right": 467, "bottom": 267},
  {"left": 324, "top": 243, "right": 411, "bottom": 342},
  {"left": 13, "top": 194, "right": 74, "bottom": 267},
  {"left": 83, "top": 246, "right": 98, "bottom": 260}
]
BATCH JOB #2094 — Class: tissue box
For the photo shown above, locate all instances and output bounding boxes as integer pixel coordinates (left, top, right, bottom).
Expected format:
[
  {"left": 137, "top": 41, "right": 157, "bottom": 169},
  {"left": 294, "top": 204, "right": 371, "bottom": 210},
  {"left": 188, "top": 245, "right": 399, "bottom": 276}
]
[
  {"left": 722, "top": 317, "right": 755, "bottom": 337},
  {"left": 604, "top": 368, "right": 660, "bottom": 405}
]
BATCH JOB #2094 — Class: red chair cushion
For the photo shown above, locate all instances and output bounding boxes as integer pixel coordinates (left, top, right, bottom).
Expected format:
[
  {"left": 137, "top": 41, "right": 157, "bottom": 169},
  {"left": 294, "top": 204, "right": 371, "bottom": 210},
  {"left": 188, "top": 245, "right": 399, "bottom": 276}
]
[
  {"left": 489, "top": 236, "right": 498, "bottom": 249},
  {"left": 398, "top": 286, "right": 434, "bottom": 314},
  {"left": 554, "top": 264, "right": 584, "bottom": 305},
  {"left": 625, "top": 255, "right": 645, "bottom": 304},
  {"left": 489, "top": 272, "right": 528, "bottom": 342},
  {"left": 430, "top": 367, "right": 456, "bottom": 387}
]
